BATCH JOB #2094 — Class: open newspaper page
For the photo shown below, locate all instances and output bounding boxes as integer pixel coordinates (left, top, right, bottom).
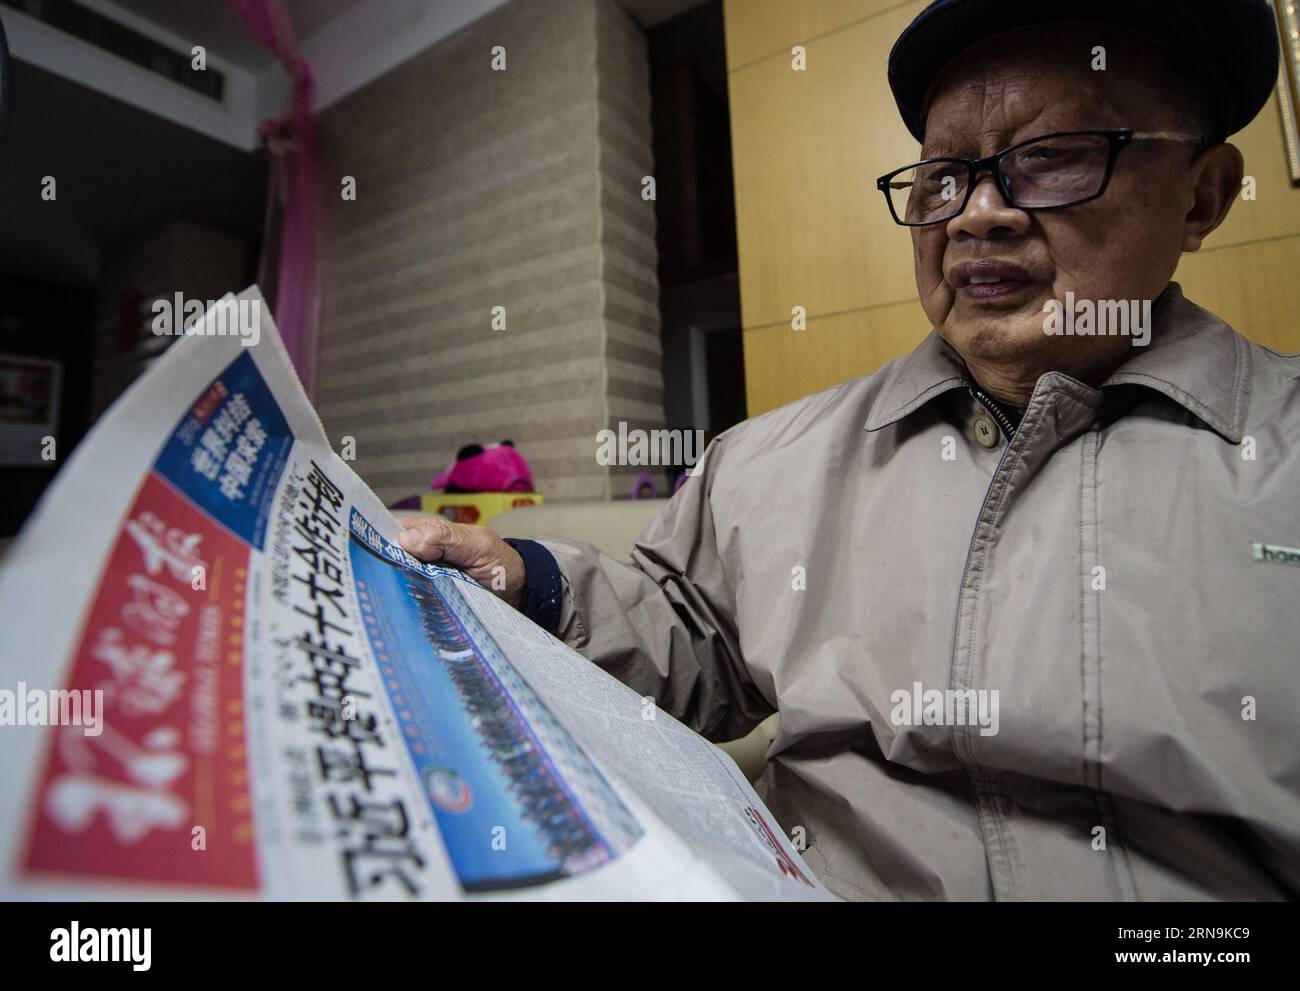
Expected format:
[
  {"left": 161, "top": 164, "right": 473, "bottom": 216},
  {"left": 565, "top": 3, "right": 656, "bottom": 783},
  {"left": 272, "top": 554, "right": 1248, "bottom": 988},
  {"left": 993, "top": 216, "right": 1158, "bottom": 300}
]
[{"left": 0, "top": 288, "right": 832, "bottom": 902}]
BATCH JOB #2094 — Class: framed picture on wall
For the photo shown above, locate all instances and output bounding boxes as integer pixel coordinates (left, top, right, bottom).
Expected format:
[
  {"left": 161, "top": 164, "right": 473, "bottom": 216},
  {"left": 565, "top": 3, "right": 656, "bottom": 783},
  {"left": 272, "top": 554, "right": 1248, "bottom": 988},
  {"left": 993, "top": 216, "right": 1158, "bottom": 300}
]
[
  {"left": 1272, "top": 0, "right": 1300, "bottom": 183},
  {"left": 0, "top": 354, "right": 62, "bottom": 466}
]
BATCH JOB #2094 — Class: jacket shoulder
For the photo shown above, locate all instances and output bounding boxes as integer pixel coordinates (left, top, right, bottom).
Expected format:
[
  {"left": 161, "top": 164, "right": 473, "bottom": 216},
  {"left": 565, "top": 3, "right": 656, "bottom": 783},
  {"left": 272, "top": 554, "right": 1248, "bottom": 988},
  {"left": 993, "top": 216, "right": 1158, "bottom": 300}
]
[{"left": 1245, "top": 340, "right": 1300, "bottom": 427}]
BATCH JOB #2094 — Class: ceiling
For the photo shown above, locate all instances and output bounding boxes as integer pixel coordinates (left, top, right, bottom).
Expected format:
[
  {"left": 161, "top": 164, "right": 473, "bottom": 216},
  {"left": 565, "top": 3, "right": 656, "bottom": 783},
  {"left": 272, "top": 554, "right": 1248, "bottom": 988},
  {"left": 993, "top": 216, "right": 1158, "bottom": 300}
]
[
  {"left": 0, "top": 59, "right": 267, "bottom": 287},
  {"left": 620, "top": 0, "right": 705, "bottom": 29},
  {"left": 108, "top": 0, "right": 362, "bottom": 71},
  {"left": 0, "top": 0, "right": 709, "bottom": 287},
  {"left": 109, "top": 0, "right": 705, "bottom": 71}
]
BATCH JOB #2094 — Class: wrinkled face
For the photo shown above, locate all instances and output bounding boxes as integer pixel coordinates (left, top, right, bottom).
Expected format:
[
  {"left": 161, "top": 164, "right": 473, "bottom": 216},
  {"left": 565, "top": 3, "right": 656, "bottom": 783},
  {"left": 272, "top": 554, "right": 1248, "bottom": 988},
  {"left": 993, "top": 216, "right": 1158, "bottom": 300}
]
[{"left": 912, "top": 25, "right": 1207, "bottom": 387}]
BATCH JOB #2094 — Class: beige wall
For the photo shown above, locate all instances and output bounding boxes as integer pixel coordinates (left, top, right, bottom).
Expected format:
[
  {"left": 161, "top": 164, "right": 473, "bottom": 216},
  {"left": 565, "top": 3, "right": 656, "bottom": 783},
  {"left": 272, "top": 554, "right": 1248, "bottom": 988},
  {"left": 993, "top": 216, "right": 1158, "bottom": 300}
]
[
  {"left": 725, "top": 0, "right": 1300, "bottom": 415},
  {"left": 314, "top": 0, "right": 663, "bottom": 505}
]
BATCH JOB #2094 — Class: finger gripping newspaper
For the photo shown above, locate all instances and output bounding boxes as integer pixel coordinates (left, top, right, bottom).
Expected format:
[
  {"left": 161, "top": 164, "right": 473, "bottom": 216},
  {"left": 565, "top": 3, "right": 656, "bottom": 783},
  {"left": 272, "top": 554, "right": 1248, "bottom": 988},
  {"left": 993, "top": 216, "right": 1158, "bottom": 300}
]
[{"left": 0, "top": 288, "right": 832, "bottom": 901}]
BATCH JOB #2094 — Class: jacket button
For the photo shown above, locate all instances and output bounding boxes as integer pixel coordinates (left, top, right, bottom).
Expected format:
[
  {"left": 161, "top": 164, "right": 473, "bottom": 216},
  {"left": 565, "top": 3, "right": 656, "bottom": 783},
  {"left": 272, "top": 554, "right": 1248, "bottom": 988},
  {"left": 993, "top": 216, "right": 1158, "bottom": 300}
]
[{"left": 972, "top": 415, "right": 999, "bottom": 448}]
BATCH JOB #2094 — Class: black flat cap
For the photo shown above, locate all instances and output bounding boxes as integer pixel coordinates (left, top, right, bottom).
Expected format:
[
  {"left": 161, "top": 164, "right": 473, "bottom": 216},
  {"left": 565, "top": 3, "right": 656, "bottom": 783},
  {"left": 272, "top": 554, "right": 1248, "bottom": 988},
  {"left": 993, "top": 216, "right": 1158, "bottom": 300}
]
[{"left": 888, "top": 0, "right": 1280, "bottom": 143}]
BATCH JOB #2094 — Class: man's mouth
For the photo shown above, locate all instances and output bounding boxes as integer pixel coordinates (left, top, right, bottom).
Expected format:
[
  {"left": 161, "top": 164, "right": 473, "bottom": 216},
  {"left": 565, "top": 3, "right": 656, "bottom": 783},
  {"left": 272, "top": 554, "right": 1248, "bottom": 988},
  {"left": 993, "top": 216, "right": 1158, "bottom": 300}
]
[{"left": 949, "top": 261, "right": 1036, "bottom": 300}]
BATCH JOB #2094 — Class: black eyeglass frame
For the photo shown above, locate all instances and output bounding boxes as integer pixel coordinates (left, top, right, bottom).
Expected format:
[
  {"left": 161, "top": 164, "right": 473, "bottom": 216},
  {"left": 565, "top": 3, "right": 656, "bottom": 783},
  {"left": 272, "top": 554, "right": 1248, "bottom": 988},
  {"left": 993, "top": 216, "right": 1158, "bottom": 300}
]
[{"left": 875, "top": 129, "right": 1199, "bottom": 227}]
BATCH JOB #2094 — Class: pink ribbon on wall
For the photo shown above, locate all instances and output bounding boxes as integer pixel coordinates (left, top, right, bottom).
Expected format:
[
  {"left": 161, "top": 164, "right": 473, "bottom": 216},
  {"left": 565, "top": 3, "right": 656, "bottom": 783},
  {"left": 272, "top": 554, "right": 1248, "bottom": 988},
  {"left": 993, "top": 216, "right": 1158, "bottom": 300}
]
[{"left": 233, "top": 0, "right": 320, "bottom": 396}]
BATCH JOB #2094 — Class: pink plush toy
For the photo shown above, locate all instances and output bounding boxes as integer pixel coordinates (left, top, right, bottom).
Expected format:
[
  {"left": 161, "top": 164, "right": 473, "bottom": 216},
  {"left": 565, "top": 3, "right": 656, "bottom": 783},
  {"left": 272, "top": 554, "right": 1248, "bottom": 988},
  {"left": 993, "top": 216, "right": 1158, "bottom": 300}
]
[{"left": 431, "top": 440, "right": 534, "bottom": 493}]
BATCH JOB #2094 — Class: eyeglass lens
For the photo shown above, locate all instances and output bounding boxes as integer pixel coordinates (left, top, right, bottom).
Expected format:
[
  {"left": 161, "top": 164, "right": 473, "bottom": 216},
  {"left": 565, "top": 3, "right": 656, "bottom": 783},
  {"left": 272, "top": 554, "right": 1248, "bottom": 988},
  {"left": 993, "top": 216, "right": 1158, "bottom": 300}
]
[{"left": 886, "top": 133, "right": 1114, "bottom": 225}]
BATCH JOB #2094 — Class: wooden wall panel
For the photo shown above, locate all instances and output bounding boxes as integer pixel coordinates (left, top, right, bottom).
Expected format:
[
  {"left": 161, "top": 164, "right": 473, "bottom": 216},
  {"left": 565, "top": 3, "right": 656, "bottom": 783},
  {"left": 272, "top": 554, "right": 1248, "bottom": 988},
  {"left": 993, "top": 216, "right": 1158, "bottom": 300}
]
[
  {"left": 723, "top": 0, "right": 907, "bottom": 71},
  {"left": 1175, "top": 236, "right": 1300, "bottom": 354},
  {"left": 743, "top": 300, "right": 929, "bottom": 415},
  {"left": 1204, "top": 104, "right": 1300, "bottom": 250},
  {"left": 728, "top": 1, "right": 924, "bottom": 331}
]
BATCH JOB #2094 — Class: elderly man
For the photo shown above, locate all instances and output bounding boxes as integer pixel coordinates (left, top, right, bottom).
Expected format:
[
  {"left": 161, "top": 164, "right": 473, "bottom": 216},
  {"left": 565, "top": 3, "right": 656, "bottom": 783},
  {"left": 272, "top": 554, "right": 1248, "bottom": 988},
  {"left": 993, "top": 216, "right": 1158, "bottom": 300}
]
[{"left": 399, "top": 0, "right": 1299, "bottom": 900}]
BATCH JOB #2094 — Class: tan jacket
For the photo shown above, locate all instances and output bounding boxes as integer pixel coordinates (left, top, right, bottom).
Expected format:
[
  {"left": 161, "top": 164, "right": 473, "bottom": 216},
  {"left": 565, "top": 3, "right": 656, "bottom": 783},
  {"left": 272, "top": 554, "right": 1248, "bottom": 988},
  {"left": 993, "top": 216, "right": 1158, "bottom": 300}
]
[{"left": 540, "top": 284, "right": 1300, "bottom": 900}]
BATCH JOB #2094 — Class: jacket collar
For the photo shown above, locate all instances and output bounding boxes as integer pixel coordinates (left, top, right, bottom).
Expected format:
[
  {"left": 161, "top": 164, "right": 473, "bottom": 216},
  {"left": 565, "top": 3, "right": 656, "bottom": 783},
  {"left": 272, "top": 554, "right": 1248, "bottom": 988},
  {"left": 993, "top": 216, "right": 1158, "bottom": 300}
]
[
  {"left": 1100, "top": 283, "right": 1252, "bottom": 442},
  {"left": 864, "top": 283, "right": 1252, "bottom": 442},
  {"left": 862, "top": 330, "right": 970, "bottom": 431}
]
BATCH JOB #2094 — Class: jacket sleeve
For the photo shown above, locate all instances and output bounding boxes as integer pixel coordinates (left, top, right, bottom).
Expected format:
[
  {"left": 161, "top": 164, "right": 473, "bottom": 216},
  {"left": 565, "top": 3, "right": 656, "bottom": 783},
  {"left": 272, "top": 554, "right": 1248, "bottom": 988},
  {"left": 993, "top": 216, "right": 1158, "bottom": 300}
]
[{"left": 536, "top": 433, "right": 775, "bottom": 743}]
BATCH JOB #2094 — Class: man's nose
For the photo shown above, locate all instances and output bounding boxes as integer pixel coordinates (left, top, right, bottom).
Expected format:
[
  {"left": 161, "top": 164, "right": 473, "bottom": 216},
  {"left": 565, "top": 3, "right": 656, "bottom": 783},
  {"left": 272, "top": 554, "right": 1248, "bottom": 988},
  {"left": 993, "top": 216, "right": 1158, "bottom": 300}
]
[{"left": 946, "top": 174, "right": 1031, "bottom": 239}]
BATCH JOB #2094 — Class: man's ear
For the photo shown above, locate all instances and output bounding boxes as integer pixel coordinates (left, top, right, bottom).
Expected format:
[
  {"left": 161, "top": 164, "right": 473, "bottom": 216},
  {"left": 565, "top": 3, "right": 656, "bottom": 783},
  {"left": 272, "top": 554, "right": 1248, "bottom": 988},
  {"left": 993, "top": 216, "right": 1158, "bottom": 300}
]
[{"left": 1182, "top": 142, "right": 1244, "bottom": 253}]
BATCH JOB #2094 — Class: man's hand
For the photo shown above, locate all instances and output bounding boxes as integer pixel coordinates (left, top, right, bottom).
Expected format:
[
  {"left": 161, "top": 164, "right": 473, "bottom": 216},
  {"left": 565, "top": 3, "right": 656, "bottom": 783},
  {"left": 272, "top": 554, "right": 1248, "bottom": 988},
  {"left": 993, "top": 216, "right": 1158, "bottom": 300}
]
[{"left": 395, "top": 516, "right": 527, "bottom": 611}]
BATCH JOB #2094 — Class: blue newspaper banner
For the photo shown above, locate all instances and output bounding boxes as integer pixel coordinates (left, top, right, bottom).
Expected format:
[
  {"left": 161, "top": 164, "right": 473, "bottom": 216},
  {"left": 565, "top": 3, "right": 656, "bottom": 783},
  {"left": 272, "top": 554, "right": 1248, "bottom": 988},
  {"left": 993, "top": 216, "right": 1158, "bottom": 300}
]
[
  {"left": 153, "top": 350, "right": 293, "bottom": 550},
  {"left": 347, "top": 511, "right": 643, "bottom": 892}
]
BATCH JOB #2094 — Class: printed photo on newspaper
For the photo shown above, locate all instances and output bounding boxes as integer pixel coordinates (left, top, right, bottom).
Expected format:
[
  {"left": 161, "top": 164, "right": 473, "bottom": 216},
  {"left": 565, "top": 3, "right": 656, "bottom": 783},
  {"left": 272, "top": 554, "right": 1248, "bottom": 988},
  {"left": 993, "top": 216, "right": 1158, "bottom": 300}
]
[{"left": 0, "top": 288, "right": 832, "bottom": 902}]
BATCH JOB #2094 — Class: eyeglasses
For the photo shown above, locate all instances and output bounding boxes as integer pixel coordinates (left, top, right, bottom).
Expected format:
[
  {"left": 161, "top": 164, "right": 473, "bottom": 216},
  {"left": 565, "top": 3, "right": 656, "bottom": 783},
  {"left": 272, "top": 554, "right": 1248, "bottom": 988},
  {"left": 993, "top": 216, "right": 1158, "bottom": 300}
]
[{"left": 876, "top": 129, "right": 1203, "bottom": 227}]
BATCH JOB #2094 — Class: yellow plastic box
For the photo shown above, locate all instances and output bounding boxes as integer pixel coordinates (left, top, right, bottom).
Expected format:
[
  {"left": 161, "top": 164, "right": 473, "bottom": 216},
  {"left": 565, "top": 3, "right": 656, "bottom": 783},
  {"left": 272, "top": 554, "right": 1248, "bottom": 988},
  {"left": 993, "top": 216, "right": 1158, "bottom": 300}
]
[{"left": 419, "top": 492, "right": 543, "bottom": 526}]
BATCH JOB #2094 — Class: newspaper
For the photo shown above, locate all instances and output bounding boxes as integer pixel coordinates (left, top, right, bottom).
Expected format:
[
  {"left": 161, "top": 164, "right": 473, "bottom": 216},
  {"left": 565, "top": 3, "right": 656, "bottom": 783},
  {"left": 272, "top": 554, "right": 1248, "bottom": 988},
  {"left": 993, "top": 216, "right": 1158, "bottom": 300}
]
[{"left": 0, "top": 287, "right": 832, "bottom": 901}]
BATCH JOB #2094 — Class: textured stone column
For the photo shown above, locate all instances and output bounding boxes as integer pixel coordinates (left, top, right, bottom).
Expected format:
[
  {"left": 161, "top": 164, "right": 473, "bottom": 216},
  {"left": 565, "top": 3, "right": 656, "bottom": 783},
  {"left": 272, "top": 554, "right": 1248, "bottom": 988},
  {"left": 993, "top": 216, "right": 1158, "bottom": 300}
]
[{"left": 314, "top": 0, "right": 664, "bottom": 504}]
